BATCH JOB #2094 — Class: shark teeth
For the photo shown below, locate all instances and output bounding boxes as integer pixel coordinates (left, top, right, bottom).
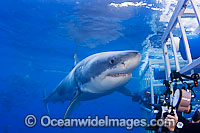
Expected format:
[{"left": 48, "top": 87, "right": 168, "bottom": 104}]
[{"left": 107, "top": 73, "right": 131, "bottom": 77}]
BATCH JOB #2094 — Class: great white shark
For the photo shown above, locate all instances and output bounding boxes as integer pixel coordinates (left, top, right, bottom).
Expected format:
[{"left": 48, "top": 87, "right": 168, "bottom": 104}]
[{"left": 43, "top": 50, "right": 141, "bottom": 118}]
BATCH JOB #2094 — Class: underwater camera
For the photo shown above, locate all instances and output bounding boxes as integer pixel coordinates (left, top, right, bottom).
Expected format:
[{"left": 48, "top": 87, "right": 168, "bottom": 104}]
[
  {"left": 171, "top": 71, "right": 199, "bottom": 113},
  {"left": 146, "top": 71, "right": 199, "bottom": 131}
]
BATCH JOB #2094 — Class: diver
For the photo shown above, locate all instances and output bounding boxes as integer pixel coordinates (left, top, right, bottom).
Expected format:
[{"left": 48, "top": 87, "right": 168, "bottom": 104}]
[{"left": 166, "top": 108, "right": 200, "bottom": 132}]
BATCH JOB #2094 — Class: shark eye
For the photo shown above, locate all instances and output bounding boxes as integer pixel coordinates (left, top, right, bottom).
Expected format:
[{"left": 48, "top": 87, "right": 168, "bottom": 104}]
[{"left": 109, "top": 59, "right": 115, "bottom": 64}]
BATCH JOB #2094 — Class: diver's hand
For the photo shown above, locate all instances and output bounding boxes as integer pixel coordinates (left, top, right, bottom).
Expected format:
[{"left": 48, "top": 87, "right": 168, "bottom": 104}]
[{"left": 166, "top": 112, "right": 178, "bottom": 131}]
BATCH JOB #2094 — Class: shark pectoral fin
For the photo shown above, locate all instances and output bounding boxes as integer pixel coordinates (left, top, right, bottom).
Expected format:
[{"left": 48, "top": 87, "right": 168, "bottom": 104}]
[
  {"left": 43, "top": 87, "right": 50, "bottom": 116},
  {"left": 117, "top": 87, "right": 132, "bottom": 97},
  {"left": 63, "top": 90, "right": 82, "bottom": 119}
]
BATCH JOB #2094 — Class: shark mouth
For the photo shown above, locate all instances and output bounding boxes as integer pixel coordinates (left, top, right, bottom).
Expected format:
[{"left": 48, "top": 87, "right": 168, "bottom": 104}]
[{"left": 107, "top": 73, "right": 132, "bottom": 77}]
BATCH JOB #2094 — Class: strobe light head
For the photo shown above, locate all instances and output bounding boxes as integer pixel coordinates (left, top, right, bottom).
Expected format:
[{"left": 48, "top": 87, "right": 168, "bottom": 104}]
[{"left": 172, "top": 89, "right": 192, "bottom": 114}]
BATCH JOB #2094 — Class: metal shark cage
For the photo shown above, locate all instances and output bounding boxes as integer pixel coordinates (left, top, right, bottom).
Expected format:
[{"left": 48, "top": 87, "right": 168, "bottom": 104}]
[
  {"left": 161, "top": 0, "right": 200, "bottom": 106},
  {"left": 140, "top": 0, "right": 200, "bottom": 114},
  {"left": 138, "top": 1, "right": 200, "bottom": 132}
]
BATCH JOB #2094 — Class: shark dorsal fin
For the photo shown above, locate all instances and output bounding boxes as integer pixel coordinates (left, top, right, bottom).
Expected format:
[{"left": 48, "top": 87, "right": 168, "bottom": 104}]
[{"left": 74, "top": 53, "right": 79, "bottom": 66}]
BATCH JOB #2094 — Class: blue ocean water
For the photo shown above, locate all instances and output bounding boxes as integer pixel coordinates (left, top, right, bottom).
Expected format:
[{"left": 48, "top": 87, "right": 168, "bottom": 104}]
[{"left": 0, "top": 0, "right": 161, "bottom": 132}]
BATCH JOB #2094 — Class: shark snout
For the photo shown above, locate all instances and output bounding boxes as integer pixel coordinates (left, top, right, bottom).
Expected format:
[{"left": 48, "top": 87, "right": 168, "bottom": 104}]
[
  {"left": 121, "top": 50, "right": 141, "bottom": 71},
  {"left": 132, "top": 51, "right": 141, "bottom": 64},
  {"left": 123, "top": 50, "right": 141, "bottom": 61},
  {"left": 126, "top": 50, "right": 140, "bottom": 58}
]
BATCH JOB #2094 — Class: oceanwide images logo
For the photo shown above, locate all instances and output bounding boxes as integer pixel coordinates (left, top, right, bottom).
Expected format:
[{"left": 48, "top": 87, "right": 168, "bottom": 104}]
[{"left": 24, "top": 114, "right": 175, "bottom": 129}]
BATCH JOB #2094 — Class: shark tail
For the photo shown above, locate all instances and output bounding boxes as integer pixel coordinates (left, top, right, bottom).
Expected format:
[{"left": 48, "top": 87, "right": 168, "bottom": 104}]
[{"left": 43, "top": 88, "right": 50, "bottom": 116}]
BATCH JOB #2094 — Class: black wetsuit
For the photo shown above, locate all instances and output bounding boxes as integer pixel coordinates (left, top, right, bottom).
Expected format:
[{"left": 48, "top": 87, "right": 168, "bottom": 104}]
[
  {"left": 173, "top": 115, "right": 200, "bottom": 133},
  {"left": 180, "top": 123, "right": 200, "bottom": 133}
]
